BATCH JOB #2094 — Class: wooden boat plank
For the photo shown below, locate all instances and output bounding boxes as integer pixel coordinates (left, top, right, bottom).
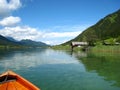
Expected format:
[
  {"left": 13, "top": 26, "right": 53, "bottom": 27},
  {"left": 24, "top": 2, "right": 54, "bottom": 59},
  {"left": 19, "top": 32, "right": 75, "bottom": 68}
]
[
  {"left": 0, "top": 82, "right": 8, "bottom": 90},
  {"left": 7, "top": 82, "right": 17, "bottom": 90},
  {"left": 13, "top": 81, "right": 29, "bottom": 90}
]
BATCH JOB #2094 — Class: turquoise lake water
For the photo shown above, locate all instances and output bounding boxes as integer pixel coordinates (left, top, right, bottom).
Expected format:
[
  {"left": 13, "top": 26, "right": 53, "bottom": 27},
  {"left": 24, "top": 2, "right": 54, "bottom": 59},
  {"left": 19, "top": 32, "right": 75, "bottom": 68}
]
[{"left": 0, "top": 48, "right": 120, "bottom": 90}]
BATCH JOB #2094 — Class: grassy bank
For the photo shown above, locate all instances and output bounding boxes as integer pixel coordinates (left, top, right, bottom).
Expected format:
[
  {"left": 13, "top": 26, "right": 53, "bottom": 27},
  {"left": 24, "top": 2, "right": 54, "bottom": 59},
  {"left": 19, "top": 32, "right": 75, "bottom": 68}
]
[
  {"left": 52, "top": 45, "right": 120, "bottom": 53},
  {"left": 90, "top": 45, "right": 120, "bottom": 53},
  {"left": 51, "top": 45, "right": 70, "bottom": 50},
  {"left": 51, "top": 45, "right": 84, "bottom": 52}
]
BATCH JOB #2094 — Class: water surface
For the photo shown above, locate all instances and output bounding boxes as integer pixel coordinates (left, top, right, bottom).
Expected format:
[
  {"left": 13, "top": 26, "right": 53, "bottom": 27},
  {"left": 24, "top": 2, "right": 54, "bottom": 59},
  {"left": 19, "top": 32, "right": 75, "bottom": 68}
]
[{"left": 0, "top": 48, "right": 120, "bottom": 90}]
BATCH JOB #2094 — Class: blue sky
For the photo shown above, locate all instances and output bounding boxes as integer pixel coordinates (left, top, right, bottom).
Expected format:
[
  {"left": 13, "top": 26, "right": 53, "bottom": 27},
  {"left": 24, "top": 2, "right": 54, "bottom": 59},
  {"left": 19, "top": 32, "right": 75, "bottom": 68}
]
[{"left": 0, "top": 0, "right": 120, "bottom": 45}]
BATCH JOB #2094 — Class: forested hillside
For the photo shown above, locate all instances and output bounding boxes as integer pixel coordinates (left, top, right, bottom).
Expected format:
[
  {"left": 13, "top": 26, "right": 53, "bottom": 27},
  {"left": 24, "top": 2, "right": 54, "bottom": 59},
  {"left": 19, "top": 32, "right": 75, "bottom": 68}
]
[{"left": 64, "top": 9, "right": 120, "bottom": 45}]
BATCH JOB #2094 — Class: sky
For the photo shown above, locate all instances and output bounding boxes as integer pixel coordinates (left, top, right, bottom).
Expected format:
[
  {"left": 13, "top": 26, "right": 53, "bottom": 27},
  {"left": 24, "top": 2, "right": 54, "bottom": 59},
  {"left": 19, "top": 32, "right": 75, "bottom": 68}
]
[{"left": 0, "top": 0, "right": 120, "bottom": 45}]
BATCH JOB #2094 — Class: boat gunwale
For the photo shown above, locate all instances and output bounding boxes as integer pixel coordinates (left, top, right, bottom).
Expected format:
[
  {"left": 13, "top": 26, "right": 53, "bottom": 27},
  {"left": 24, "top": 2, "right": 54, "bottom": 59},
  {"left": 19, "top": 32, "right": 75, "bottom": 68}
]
[{"left": 0, "top": 70, "right": 40, "bottom": 90}]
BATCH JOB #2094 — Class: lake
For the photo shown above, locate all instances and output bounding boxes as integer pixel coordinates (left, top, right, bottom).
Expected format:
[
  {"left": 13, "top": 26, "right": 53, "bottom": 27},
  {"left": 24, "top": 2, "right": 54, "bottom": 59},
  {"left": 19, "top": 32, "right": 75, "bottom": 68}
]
[{"left": 0, "top": 48, "right": 120, "bottom": 90}]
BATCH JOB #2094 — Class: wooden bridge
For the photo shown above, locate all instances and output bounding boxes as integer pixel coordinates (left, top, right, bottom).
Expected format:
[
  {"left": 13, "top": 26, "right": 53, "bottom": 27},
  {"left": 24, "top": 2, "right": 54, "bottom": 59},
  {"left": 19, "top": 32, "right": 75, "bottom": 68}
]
[
  {"left": 71, "top": 42, "right": 88, "bottom": 46},
  {"left": 71, "top": 41, "right": 88, "bottom": 51}
]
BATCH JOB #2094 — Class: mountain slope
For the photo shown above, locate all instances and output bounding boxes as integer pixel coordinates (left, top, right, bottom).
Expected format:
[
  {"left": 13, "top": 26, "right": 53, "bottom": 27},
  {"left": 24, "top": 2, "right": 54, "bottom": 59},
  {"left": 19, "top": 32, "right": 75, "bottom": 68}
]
[
  {"left": 0, "top": 35, "right": 17, "bottom": 45},
  {"left": 64, "top": 9, "right": 120, "bottom": 45},
  {"left": 0, "top": 35, "right": 48, "bottom": 47},
  {"left": 6, "top": 37, "right": 18, "bottom": 42}
]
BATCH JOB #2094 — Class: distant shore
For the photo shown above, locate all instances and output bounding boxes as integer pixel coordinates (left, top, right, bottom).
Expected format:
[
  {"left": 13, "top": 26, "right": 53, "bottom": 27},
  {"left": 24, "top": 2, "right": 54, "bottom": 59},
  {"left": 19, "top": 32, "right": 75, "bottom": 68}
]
[{"left": 0, "top": 45, "right": 47, "bottom": 50}]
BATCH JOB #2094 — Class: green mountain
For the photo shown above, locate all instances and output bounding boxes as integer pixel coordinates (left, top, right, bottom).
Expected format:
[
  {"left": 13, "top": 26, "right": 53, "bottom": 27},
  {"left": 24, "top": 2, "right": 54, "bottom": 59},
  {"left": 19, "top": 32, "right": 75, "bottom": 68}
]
[
  {"left": 64, "top": 9, "right": 120, "bottom": 45},
  {"left": 0, "top": 35, "right": 48, "bottom": 47}
]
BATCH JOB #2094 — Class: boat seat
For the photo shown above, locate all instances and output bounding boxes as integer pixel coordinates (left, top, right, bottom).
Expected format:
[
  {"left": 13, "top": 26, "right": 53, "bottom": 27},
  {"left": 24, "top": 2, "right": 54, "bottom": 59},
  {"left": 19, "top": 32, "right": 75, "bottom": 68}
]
[{"left": 0, "top": 75, "right": 17, "bottom": 84}]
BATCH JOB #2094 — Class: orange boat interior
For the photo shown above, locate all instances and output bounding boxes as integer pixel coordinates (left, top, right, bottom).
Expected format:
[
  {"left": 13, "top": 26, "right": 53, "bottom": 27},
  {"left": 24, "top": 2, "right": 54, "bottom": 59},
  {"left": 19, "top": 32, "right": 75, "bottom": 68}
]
[{"left": 0, "top": 71, "right": 40, "bottom": 90}]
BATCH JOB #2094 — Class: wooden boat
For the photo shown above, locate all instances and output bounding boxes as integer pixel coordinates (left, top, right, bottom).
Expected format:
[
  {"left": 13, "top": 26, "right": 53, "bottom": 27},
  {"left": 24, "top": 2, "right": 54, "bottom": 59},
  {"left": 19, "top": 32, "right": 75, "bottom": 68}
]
[{"left": 0, "top": 70, "right": 40, "bottom": 90}]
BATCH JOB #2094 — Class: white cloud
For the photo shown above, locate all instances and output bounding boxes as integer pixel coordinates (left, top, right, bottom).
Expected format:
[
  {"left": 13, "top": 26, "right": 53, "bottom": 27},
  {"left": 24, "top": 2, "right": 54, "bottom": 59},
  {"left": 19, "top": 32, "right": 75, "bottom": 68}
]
[
  {"left": 43, "top": 31, "right": 82, "bottom": 45},
  {"left": 43, "top": 39, "right": 69, "bottom": 45},
  {"left": 43, "top": 31, "right": 81, "bottom": 38},
  {"left": 39, "top": 25, "right": 89, "bottom": 45},
  {"left": 38, "top": 31, "right": 81, "bottom": 45},
  {"left": 0, "top": 0, "right": 21, "bottom": 17},
  {"left": 0, "top": 24, "right": 89, "bottom": 45},
  {"left": 0, "top": 16, "right": 21, "bottom": 27},
  {"left": 0, "top": 26, "right": 43, "bottom": 41}
]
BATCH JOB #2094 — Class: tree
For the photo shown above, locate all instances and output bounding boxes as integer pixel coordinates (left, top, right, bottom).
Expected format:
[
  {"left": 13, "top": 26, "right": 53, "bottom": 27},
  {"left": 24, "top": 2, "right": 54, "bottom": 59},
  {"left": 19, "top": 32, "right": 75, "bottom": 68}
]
[
  {"left": 116, "top": 36, "right": 120, "bottom": 43},
  {"left": 104, "top": 38, "right": 116, "bottom": 45}
]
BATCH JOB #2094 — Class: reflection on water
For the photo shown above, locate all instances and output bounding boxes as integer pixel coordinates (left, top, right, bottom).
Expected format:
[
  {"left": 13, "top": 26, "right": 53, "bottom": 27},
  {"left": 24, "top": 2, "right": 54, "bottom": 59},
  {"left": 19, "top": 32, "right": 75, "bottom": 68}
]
[
  {"left": 76, "top": 52, "right": 120, "bottom": 87},
  {"left": 0, "top": 49, "right": 78, "bottom": 71},
  {"left": 0, "top": 49, "right": 120, "bottom": 90}
]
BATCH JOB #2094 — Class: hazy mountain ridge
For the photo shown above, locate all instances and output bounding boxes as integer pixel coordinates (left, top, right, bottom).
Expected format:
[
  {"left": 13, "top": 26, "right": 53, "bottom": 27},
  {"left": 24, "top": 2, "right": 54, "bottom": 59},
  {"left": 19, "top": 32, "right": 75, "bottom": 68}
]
[
  {"left": 0, "top": 35, "right": 48, "bottom": 47},
  {"left": 20, "top": 39, "right": 48, "bottom": 47}
]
